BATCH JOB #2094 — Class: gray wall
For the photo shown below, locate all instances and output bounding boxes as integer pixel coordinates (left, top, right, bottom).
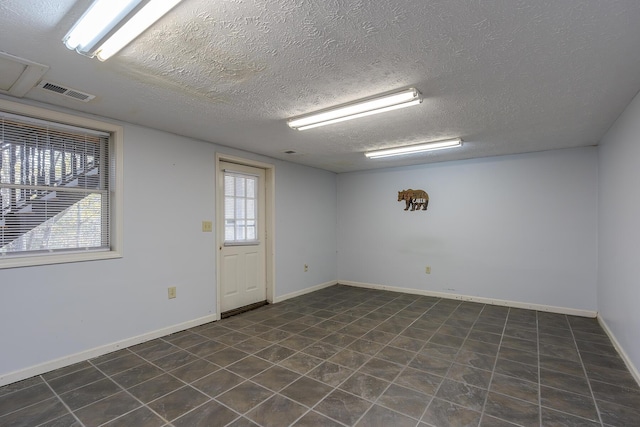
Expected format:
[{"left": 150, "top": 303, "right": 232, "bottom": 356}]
[
  {"left": 598, "top": 90, "right": 640, "bottom": 376},
  {"left": 274, "top": 161, "right": 338, "bottom": 296},
  {"left": 3, "top": 90, "right": 640, "bottom": 384},
  {"left": 337, "top": 148, "right": 598, "bottom": 312},
  {"left": 0, "top": 113, "right": 338, "bottom": 380}
]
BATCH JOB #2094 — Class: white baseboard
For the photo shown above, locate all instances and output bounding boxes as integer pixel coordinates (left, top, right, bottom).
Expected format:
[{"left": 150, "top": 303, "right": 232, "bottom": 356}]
[
  {"left": 340, "top": 281, "right": 598, "bottom": 318},
  {"left": 0, "top": 314, "right": 217, "bottom": 388},
  {"left": 596, "top": 316, "right": 640, "bottom": 387},
  {"left": 272, "top": 280, "right": 338, "bottom": 304},
  {"left": 1, "top": 280, "right": 336, "bottom": 387}
]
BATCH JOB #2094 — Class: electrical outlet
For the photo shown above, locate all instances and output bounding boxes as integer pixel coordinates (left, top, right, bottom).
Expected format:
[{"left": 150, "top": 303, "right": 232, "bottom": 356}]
[
  {"left": 304, "top": 264, "right": 308, "bottom": 272},
  {"left": 425, "top": 266, "right": 431, "bottom": 274},
  {"left": 168, "top": 286, "right": 177, "bottom": 299},
  {"left": 202, "top": 221, "right": 213, "bottom": 232}
]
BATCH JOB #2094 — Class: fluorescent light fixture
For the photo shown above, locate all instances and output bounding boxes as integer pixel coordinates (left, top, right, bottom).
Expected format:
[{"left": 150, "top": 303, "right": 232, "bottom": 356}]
[
  {"left": 63, "top": 0, "right": 142, "bottom": 53},
  {"left": 63, "top": 0, "right": 182, "bottom": 61},
  {"left": 96, "top": 0, "right": 182, "bottom": 61},
  {"left": 365, "top": 138, "right": 462, "bottom": 159},
  {"left": 288, "top": 88, "right": 422, "bottom": 131}
]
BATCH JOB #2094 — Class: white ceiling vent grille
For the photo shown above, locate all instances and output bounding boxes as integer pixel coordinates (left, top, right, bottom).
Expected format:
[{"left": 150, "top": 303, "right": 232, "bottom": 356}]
[
  {"left": 36, "top": 81, "right": 96, "bottom": 102},
  {"left": 282, "top": 150, "right": 304, "bottom": 156}
]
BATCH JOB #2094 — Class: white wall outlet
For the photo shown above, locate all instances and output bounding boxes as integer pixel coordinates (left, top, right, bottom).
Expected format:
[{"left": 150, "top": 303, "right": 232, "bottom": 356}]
[
  {"left": 168, "top": 286, "right": 177, "bottom": 299},
  {"left": 425, "top": 266, "right": 431, "bottom": 274},
  {"left": 304, "top": 264, "right": 308, "bottom": 272}
]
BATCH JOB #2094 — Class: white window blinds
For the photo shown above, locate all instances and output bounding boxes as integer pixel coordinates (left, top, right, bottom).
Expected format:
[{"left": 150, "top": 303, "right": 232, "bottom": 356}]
[
  {"left": 0, "top": 111, "right": 111, "bottom": 257},
  {"left": 224, "top": 171, "right": 258, "bottom": 244}
]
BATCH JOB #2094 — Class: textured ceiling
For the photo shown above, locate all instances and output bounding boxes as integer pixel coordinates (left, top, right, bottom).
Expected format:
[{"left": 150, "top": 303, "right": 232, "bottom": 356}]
[{"left": 1, "top": 0, "right": 640, "bottom": 172}]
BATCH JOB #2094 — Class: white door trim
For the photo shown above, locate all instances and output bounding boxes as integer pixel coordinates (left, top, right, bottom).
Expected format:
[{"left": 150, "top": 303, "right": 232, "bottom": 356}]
[{"left": 215, "top": 153, "right": 275, "bottom": 319}]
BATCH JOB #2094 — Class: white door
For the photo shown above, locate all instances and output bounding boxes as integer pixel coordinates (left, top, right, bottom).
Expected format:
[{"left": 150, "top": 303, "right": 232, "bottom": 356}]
[{"left": 219, "top": 162, "right": 266, "bottom": 313}]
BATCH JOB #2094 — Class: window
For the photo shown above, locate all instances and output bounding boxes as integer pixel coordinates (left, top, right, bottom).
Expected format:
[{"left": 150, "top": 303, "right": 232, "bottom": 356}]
[
  {"left": 224, "top": 171, "right": 257, "bottom": 244},
  {"left": 0, "top": 99, "right": 122, "bottom": 268}
]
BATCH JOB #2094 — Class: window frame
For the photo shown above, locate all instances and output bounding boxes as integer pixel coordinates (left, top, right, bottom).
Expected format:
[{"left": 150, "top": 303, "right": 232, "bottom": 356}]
[
  {"left": 223, "top": 170, "right": 259, "bottom": 246},
  {"left": 0, "top": 98, "right": 123, "bottom": 269}
]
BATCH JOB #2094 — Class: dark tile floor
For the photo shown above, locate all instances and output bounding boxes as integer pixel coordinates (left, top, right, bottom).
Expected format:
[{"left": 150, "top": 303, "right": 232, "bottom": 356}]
[{"left": 1, "top": 285, "right": 639, "bottom": 427}]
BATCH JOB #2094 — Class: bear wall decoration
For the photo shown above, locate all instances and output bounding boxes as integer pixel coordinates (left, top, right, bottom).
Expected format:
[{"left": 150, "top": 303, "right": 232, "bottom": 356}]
[{"left": 398, "top": 189, "right": 429, "bottom": 211}]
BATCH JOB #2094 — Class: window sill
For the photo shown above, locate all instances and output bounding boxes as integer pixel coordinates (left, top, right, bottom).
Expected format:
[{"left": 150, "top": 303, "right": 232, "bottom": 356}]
[{"left": 0, "top": 251, "right": 123, "bottom": 270}]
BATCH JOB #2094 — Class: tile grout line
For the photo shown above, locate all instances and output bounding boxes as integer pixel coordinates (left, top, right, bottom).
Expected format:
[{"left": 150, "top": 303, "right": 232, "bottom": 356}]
[
  {"left": 88, "top": 343, "right": 220, "bottom": 426},
  {"left": 567, "top": 319, "right": 605, "bottom": 427},
  {"left": 537, "top": 311, "right": 542, "bottom": 427},
  {"left": 104, "top": 358, "right": 264, "bottom": 427},
  {"left": 278, "top": 293, "right": 388, "bottom": 426},
  {"left": 0, "top": 379, "right": 62, "bottom": 422},
  {"left": 87, "top": 358, "right": 175, "bottom": 427},
  {"left": 414, "top": 299, "right": 481, "bottom": 425},
  {"left": 6, "top": 286, "right": 632, "bottom": 427},
  {"left": 134, "top": 318, "right": 289, "bottom": 420},
  {"left": 348, "top": 297, "right": 445, "bottom": 427},
  {"left": 456, "top": 303, "right": 493, "bottom": 427},
  {"left": 477, "top": 306, "right": 510, "bottom": 426},
  {"left": 39, "top": 374, "right": 86, "bottom": 427},
  {"left": 238, "top": 292, "right": 585, "bottom": 426},
  {"left": 280, "top": 293, "right": 437, "bottom": 426},
  {"left": 302, "top": 294, "right": 417, "bottom": 426},
  {"left": 214, "top": 292, "right": 385, "bottom": 427},
  {"left": 381, "top": 298, "right": 494, "bottom": 425},
  {"left": 90, "top": 339, "right": 258, "bottom": 425}
]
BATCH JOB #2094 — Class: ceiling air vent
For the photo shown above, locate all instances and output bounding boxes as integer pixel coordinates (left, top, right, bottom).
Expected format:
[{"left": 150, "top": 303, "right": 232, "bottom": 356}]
[
  {"left": 36, "top": 80, "right": 96, "bottom": 102},
  {"left": 0, "top": 51, "right": 49, "bottom": 97},
  {"left": 282, "top": 150, "right": 304, "bottom": 156}
]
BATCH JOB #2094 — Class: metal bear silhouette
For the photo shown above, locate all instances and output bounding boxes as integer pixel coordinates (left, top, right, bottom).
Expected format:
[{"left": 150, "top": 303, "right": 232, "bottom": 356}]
[{"left": 398, "top": 189, "right": 429, "bottom": 211}]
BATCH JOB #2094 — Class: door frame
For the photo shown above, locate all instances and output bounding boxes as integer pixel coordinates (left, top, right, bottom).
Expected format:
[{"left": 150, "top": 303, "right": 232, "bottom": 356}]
[{"left": 215, "top": 153, "right": 275, "bottom": 320}]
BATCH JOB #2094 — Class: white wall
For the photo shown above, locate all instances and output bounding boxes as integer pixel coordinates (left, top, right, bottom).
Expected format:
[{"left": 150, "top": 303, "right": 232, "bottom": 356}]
[
  {"left": 0, "top": 102, "right": 338, "bottom": 383},
  {"left": 274, "top": 162, "right": 337, "bottom": 297},
  {"left": 598, "top": 90, "right": 640, "bottom": 375},
  {"left": 337, "top": 148, "right": 598, "bottom": 312},
  {"left": 9, "top": 92, "right": 639, "bottom": 385}
]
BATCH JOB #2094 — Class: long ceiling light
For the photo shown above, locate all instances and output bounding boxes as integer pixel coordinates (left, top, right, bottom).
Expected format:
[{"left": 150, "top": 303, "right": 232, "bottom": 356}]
[
  {"left": 365, "top": 138, "right": 463, "bottom": 159},
  {"left": 63, "top": 0, "right": 182, "bottom": 61},
  {"left": 287, "top": 88, "right": 422, "bottom": 131}
]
